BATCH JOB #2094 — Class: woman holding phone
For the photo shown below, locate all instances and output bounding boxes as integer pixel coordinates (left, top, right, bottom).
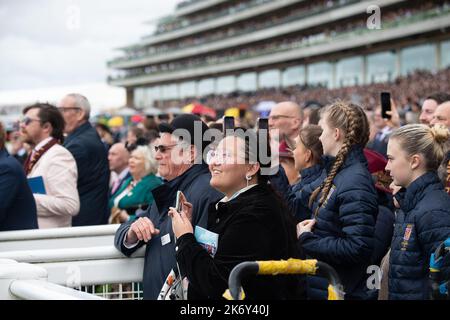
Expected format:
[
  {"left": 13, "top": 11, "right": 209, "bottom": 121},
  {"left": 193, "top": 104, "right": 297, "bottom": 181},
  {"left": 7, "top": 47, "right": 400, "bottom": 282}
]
[{"left": 168, "top": 129, "right": 302, "bottom": 300}]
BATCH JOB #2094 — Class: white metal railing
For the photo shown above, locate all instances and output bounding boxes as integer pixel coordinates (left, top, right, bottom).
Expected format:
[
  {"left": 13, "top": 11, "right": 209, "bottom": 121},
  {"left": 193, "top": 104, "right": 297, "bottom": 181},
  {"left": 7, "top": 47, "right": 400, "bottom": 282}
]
[
  {"left": 0, "top": 259, "right": 104, "bottom": 300},
  {"left": 0, "top": 224, "right": 119, "bottom": 252},
  {"left": 0, "top": 226, "right": 145, "bottom": 300}
]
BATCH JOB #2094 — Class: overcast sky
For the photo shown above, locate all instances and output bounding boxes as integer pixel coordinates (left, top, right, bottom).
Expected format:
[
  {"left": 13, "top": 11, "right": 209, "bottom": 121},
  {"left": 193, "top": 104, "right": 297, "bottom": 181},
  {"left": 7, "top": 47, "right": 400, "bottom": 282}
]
[{"left": 0, "top": 0, "right": 179, "bottom": 92}]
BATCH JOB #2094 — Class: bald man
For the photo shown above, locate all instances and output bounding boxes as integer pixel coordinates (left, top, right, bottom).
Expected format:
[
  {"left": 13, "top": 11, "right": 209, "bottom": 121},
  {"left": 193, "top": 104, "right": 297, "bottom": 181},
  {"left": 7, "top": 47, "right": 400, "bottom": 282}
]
[
  {"left": 108, "top": 142, "right": 131, "bottom": 197},
  {"left": 268, "top": 101, "right": 303, "bottom": 141},
  {"left": 430, "top": 101, "right": 450, "bottom": 128}
]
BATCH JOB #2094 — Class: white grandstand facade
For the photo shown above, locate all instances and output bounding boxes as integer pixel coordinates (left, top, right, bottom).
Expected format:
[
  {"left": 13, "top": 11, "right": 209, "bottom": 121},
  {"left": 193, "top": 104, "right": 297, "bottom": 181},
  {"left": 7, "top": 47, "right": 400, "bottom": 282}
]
[{"left": 107, "top": 0, "right": 450, "bottom": 109}]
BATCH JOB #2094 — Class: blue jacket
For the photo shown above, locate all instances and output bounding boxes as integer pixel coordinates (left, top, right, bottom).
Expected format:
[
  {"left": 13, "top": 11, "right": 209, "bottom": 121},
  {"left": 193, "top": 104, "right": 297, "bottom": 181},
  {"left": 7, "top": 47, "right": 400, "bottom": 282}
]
[
  {"left": 0, "top": 149, "right": 38, "bottom": 231},
  {"left": 298, "top": 146, "right": 378, "bottom": 300},
  {"left": 270, "top": 164, "right": 325, "bottom": 222},
  {"left": 114, "top": 164, "right": 223, "bottom": 299},
  {"left": 64, "top": 122, "right": 110, "bottom": 226},
  {"left": 388, "top": 172, "right": 450, "bottom": 300}
]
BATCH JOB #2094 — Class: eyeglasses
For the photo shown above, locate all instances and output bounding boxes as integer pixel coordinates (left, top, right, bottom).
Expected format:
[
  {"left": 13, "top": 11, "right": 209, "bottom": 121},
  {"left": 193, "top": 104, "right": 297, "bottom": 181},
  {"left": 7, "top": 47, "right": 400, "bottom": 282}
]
[
  {"left": 205, "top": 149, "right": 247, "bottom": 165},
  {"left": 20, "top": 116, "right": 41, "bottom": 126},
  {"left": 154, "top": 144, "right": 178, "bottom": 153},
  {"left": 58, "top": 107, "right": 81, "bottom": 113}
]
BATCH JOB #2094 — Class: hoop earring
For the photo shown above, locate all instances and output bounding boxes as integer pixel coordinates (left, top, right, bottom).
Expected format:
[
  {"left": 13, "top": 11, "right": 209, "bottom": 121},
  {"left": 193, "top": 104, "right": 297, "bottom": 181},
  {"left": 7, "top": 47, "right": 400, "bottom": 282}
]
[{"left": 245, "top": 175, "right": 252, "bottom": 187}]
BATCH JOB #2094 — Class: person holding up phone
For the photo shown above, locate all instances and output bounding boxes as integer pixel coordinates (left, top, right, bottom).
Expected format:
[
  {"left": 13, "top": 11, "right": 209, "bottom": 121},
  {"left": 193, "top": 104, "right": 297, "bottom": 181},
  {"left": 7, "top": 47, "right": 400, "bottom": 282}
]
[
  {"left": 168, "top": 129, "right": 303, "bottom": 300},
  {"left": 367, "top": 92, "right": 401, "bottom": 158}
]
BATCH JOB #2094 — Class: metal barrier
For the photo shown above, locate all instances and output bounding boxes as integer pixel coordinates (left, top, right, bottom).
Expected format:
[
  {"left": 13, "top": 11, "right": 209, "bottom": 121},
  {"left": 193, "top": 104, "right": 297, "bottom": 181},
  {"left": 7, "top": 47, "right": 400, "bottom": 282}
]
[
  {"left": 0, "top": 225, "right": 145, "bottom": 300},
  {"left": 0, "top": 259, "right": 104, "bottom": 300}
]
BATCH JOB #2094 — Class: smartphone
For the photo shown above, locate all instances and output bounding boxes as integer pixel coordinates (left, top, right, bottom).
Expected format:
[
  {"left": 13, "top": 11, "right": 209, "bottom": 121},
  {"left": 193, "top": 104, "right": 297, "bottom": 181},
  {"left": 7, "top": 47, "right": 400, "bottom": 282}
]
[
  {"left": 223, "top": 116, "right": 234, "bottom": 135},
  {"left": 381, "top": 92, "right": 391, "bottom": 120},
  {"left": 257, "top": 118, "right": 269, "bottom": 131},
  {"left": 175, "top": 190, "right": 182, "bottom": 212}
]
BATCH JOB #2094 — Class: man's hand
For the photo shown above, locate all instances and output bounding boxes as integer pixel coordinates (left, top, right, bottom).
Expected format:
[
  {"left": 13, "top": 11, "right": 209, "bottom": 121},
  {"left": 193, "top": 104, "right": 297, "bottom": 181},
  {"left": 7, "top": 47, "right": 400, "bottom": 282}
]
[{"left": 126, "top": 217, "right": 160, "bottom": 244}]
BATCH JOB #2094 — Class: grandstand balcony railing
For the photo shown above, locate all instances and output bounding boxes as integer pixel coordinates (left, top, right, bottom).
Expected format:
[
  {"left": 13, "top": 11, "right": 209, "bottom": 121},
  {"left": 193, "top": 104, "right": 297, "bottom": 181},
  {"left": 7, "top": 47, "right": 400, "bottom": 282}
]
[
  {"left": 108, "top": 0, "right": 363, "bottom": 69},
  {"left": 108, "top": 8, "right": 450, "bottom": 87},
  {"left": 128, "top": 0, "right": 306, "bottom": 49},
  {"left": 155, "top": 0, "right": 273, "bottom": 36},
  {"left": 0, "top": 225, "right": 145, "bottom": 300},
  {"left": 175, "top": 0, "right": 228, "bottom": 17}
]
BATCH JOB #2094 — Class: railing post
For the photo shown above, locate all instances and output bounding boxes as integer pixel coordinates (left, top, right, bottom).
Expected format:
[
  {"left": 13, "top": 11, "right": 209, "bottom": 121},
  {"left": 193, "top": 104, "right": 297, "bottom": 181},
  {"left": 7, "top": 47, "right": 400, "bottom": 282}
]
[{"left": 0, "top": 260, "right": 47, "bottom": 300}]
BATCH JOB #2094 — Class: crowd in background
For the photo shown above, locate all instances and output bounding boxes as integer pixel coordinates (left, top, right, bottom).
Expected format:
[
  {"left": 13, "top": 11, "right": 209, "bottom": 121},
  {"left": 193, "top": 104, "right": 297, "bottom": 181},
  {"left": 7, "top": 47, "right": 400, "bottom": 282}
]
[{"left": 0, "top": 76, "right": 450, "bottom": 300}]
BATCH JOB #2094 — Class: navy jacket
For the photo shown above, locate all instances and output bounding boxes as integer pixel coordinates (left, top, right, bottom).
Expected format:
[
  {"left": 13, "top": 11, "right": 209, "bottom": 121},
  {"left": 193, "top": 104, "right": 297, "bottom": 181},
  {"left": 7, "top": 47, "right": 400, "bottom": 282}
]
[
  {"left": 114, "top": 164, "right": 223, "bottom": 299},
  {"left": 388, "top": 172, "right": 450, "bottom": 300},
  {"left": 0, "top": 149, "right": 38, "bottom": 231},
  {"left": 64, "top": 122, "right": 110, "bottom": 226},
  {"left": 270, "top": 164, "right": 325, "bottom": 222},
  {"left": 298, "top": 146, "right": 378, "bottom": 300}
]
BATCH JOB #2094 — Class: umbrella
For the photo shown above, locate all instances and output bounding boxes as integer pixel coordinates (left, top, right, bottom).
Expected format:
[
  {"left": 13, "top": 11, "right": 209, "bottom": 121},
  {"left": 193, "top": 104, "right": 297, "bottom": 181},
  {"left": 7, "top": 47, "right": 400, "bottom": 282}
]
[
  {"left": 131, "top": 114, "right": 145, "bottom": 123},
  {"left": 182, "top": 103, "right": 217, "bottom": 118},
  {"left": 143, "top": 107, "right": 162, "bottom": 116},
  {"left": 254, "top": 100, "right": 276, "bottom": 112},
  {"left": 166, "top": 107, "right": 182, "bottom": 115},
  {"left": 116, "top": 107, "right": 137, "bottom": 116},
  {"left": 108, "top": 116, "right": 124, "bottom": 127}
]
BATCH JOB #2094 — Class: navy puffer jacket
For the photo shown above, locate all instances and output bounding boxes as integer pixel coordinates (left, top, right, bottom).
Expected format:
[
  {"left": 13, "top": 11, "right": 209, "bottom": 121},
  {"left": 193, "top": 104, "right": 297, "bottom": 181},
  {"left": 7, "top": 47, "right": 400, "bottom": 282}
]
[
  {"left": 298, "top": 146, "right": 378, "bottom": 300},
  {"left": 388, "top": 171, "right": 450, "bottom": 300}
]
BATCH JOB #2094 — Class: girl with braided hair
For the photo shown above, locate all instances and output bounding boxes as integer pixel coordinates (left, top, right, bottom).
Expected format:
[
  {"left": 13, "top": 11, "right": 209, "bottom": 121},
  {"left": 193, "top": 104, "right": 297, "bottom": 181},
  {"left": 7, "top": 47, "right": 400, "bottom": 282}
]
[{"left": 297, "top": 101, "right": 378, "bottom": 300}]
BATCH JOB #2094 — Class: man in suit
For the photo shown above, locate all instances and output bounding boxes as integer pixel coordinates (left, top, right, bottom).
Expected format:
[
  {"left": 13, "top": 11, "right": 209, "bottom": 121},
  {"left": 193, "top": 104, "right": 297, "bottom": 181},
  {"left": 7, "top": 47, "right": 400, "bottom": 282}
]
[
  {"left": 0, "top": 122, "right": 38, "bottom": 231},
  {"left": 108, "top": 142, "right": 131, "bottom": 198},
  {"left": 59, "top": 93, "right": 110, "bottom": 226},
  {"left": 20, "top": 103, "right": 79, "bottom": 228}
]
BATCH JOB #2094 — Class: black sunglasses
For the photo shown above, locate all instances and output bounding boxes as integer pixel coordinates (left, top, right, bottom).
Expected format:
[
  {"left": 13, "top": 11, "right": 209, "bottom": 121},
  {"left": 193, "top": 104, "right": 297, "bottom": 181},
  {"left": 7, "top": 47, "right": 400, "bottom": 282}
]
[{"left": 154, "top": 144, "right": 178, "bottom": 153}]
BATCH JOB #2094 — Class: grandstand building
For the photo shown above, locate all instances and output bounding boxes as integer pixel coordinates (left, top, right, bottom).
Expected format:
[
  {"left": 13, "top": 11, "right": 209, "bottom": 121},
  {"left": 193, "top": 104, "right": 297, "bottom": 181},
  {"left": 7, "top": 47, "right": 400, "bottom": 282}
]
[{"left": 107, "top": 0, "right": 450, "bottom": 109}]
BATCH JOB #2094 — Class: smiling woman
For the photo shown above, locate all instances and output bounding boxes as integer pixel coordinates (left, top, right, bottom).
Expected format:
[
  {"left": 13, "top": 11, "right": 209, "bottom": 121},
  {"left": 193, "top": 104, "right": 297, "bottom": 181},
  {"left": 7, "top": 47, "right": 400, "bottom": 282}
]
[{"left": 168, "top": 129, "right": 303, "bottom": 300}]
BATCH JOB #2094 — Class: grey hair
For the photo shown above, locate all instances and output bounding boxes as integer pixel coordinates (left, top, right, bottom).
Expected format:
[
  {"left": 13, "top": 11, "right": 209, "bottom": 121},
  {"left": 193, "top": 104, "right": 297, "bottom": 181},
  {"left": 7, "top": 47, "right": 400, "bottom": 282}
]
[
  {"left": 67, "top": 93, "right": 91, "bottom": 120},
  {"left": 132, "top": 145, "right": 158, "bottom": 176}
]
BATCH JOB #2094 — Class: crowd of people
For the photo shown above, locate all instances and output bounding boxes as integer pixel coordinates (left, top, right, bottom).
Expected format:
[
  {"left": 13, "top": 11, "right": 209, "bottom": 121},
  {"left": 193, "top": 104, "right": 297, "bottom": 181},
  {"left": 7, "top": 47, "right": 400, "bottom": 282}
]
[{"left": 0, "top": 84, "right": 450, "bottom": 300}]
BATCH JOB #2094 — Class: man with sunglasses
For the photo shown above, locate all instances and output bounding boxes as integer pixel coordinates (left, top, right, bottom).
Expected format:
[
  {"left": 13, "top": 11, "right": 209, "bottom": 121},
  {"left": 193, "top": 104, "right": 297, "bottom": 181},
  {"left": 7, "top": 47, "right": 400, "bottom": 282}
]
[
  {"left": 59, "top": 93, "right": 110, "bottom": 226},
  {"left": 114, "top": 114, "right": 223, "bottom": 299},
  {"left": 20, "top": 103, "right": 79, "bottom": 228}
]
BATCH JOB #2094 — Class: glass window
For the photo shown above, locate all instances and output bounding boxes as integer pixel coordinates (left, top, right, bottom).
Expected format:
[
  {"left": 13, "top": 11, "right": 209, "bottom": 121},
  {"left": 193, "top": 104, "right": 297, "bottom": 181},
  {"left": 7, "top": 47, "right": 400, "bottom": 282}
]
[
  {"left": 179, "top": 81, "right": 196, "bottom": 98},
  {"left": 259, "top": 69, "right": 281, "bottom": 89},
  {"left": 197, "top": 78, "right": 215, "bottom": 96},
  {"left": 401, "top": 44, "right": 436, "bottom": 75},
  {"left": 441, "top": 40, "right": 450, "bottom": 68},
  {"left": 307, "top": 62, "right": 332, "bottom": 88},
  {"left": 216, "top": 76, "right": 236, "bottom": 94},
  {"left": 162, "top": 84, "right": 179, "bottom": 100},
  {"left": 237, "top": 72, "right": 257, "bottom": 92},
  {"left": 336, "top": 56, "right": 363, "bottom": 87},
  {"left": 134, "top": 88, "right": 145, "bottom": 108},
  {"left": 282, "top": 65, "right": 305, "bottom": 87},
  {"left": 367, "top": 51, "right": 396, "bottom": 84}
]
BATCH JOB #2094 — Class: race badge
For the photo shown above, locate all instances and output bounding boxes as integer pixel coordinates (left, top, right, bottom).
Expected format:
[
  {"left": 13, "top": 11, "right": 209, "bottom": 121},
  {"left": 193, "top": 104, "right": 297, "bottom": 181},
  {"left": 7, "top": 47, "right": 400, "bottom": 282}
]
[
  {"left": 401, "top": 224, "right": 414, "bottom": 251},
  {"left": 403, "top": 224, "right": 413, "bottom": 241}
]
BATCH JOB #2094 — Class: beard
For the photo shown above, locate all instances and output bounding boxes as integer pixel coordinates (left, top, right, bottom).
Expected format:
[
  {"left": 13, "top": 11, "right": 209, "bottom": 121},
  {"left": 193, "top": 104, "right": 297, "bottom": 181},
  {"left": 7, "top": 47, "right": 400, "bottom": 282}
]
[{"left": 20, "top": 130, "right": 35, "bottom": 146}]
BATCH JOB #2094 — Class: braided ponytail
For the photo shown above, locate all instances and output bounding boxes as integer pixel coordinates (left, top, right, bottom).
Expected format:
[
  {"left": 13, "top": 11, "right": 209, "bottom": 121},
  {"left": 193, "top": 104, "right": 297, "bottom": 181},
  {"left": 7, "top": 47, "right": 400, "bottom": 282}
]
[{"left": 309, "top": 101, "right": 370, "bottom": 216}]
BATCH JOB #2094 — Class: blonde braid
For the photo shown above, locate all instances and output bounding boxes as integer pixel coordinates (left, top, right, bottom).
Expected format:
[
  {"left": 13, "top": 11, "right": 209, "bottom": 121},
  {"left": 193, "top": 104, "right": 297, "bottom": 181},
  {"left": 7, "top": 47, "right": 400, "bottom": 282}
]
[{"left": 309, "top": 102, "right": 362, "bottom": 217}]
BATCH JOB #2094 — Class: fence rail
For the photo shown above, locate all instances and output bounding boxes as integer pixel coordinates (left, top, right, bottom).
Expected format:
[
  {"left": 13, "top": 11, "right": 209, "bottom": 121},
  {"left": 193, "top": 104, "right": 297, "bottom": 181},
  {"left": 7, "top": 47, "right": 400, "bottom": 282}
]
[{"left": 0, "top": 226, "right": 145, "bottom": 300}]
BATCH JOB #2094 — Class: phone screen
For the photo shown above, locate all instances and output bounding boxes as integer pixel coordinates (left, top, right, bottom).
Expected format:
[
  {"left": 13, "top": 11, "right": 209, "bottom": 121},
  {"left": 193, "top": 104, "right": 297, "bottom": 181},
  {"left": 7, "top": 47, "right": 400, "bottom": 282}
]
[
  {"left": 257, "top": 118, "right": 269, "bottom": 131},
  {"left": 175, "top": 191, "right": 182, "bottom": 212},
  {"left": 381, "top": 92, "right": 391, "bottom": 119},
  {"left": 223, "top": 116, "right": 234, "bottom": 135}
]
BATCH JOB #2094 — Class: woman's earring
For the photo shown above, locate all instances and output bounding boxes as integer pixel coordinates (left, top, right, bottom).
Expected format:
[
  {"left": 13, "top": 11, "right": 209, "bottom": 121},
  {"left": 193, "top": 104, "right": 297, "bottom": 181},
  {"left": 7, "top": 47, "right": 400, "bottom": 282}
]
[{"left": 245, "top": 175, "right": 252, "bottom": 187}]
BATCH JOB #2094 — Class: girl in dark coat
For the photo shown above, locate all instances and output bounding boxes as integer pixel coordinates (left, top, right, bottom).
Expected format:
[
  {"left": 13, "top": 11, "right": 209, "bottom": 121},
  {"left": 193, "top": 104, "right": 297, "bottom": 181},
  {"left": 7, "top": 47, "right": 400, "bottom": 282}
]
[
  {"left": 297, "top": 101, "right": 378, "bottom": 300},
  {"left": 386, "top": 124, "right": 450, "bottom": 300},
  {"left": 168, "top": 130, "right": 301, "bottom": 300}
]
